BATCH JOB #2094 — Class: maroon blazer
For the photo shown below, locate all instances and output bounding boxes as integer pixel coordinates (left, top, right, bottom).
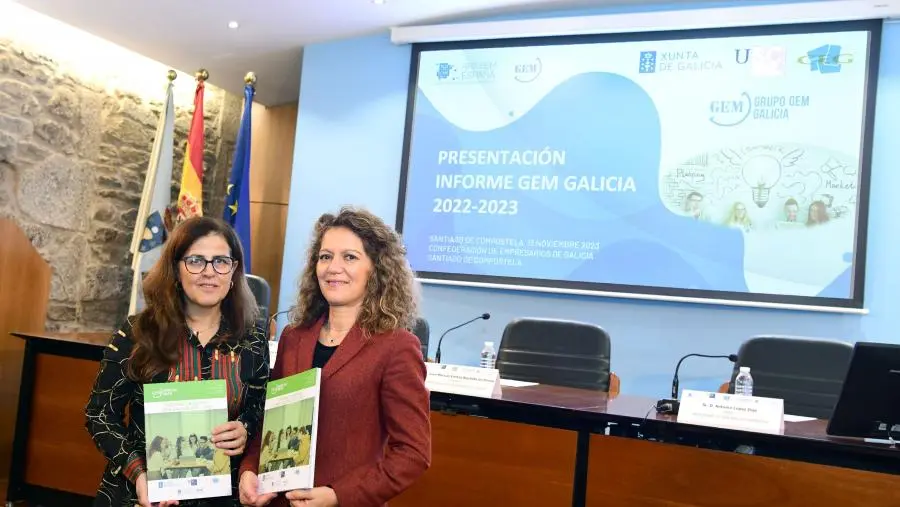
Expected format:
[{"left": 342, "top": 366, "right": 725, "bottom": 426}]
[{"left": 240, "top": 317, "right": 431, "bottom": 507}]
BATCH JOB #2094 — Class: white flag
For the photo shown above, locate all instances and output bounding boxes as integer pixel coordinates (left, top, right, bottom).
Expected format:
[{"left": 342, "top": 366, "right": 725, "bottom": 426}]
[{"left": 128, "top": 79, "right": 175, "bottom": 315}]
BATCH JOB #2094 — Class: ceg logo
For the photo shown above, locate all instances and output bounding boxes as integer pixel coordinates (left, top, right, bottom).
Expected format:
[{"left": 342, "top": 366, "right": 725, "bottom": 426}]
[{"left": 798, "top": 44, "right": 853, "bottom": 74}]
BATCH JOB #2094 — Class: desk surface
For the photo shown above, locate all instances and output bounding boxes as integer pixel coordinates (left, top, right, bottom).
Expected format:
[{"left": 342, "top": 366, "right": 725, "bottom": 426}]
[
  {"left": 12, "top": 331, "right": 110, "bottom": 347},
  {"left": 435, "top": 383, "right": 899, "bottom": 459},
  {"left": 13, "top": 330, "right": 898, "bottom": 465}
]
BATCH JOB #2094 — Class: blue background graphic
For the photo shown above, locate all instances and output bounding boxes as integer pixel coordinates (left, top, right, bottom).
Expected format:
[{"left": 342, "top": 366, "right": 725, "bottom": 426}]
[{"left": 405, "top": 72, "right": 750, "bottom": 293}]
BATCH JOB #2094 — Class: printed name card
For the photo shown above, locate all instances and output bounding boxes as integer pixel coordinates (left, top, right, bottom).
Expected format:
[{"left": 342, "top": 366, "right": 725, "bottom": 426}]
[
  {"left": 425, "top": 363, "right": 502, "bottom": 399},
  {"left": 677, "top": 389, "right": 785, "bottom": 435}
]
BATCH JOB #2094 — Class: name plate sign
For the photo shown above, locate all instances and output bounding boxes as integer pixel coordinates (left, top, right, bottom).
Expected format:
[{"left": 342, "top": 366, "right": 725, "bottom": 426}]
[
  {"left": 425, "top": 363, "right": 502, "bottom": 399},
  {"left": 677, "top": 390, "right": 785, "bottom": 434}
]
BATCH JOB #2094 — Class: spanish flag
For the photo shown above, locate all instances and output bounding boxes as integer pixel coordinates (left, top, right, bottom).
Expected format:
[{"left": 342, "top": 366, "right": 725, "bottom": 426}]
[{"left": 177, "top": 75, "right": 205, "bottom": 221}]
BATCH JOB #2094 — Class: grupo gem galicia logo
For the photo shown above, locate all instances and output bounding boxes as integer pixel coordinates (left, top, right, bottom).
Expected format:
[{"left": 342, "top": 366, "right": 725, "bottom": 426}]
[
  {"left": 514, "top": 58, "right": 542, "bottom": 83},
  {"left": 638, "top": 49, "right": 722, "bottom": 74},
  {"left": 798, "top": 44, "right": 852, "bottom": 74},
  {"left": 709, "top": 92, "right": 810, "bottom": 127}
]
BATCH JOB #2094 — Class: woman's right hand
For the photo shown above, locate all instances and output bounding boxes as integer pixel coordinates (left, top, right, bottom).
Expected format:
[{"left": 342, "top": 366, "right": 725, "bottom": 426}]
[{"left": 239, "top": 471, "right": 277, "bottom": 507}]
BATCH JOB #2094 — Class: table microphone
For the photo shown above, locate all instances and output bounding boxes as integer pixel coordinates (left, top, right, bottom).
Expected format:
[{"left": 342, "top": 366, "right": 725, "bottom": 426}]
[
  {"left": 434, "top": 313, "right": 491, "bottom": 364},
  {"left": 656, "top": 353, "right": 738, "bottom": 415}
]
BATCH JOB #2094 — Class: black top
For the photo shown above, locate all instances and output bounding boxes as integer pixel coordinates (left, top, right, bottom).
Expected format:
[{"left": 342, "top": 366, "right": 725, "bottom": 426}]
[
  {"left": 312, "top": 341, "right": 339, "bottom": 369},
  {"left": 84, "top": 316, "right": 270, "bottom": 507}
]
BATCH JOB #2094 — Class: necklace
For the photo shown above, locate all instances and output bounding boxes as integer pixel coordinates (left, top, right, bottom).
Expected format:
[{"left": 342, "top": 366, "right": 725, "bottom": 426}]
[
  {"left": 322, "top": 322, "right": 351, "bottom": 345},
  {"left": 187, "top": 321, "right": 219, "bottom": 338}
]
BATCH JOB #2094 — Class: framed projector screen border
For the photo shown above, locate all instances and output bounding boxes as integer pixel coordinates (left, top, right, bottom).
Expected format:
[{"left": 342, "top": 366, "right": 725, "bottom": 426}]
[{"left": 395, "top": 19, "right": 882, "bottom": 313}]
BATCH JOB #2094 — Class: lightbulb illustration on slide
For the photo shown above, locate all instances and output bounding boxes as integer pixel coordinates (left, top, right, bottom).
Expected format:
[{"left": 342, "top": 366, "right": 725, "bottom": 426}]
[{"left": 741, "top": 155, "right": 782, "bottom": 208}]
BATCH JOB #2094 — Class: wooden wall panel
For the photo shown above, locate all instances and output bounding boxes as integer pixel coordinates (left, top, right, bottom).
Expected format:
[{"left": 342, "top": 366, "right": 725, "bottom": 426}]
[
  {"left": 248, "top": 102, "right": 297, "bottom": 314},
  {"left": 24, "top": 353, "right": 106, "bottom": 496},
  {"left": 0, "top": 219, "right": 51, "bottom": 502},
  {"left": 249, "top": 202, "right": 289, "bottom": 318},
  {"left": 586, "top": 434, "right": 900, "bottom": 507},
  {"left": 249, "top": 101, "right": 297, "bottom": 206},
  {"left": 392, "top": 413, "right": 578, "bottom": 507}
]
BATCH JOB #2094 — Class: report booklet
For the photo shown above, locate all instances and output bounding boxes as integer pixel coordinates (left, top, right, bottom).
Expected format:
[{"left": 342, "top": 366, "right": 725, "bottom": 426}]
[
  {"left": 257, "top": 368, "right": 322, "bottom": 494},
  {"left": 143, "top": 379, "right": 231, "bottom": 502}
]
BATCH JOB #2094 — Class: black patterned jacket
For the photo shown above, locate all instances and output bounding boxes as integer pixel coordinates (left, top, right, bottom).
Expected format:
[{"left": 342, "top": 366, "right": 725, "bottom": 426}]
[{"left": 84, "top": 316, "right": 270, "bottom": 507}]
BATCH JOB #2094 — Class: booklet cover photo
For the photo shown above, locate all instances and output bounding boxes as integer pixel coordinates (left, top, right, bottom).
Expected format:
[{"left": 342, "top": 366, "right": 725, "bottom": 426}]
[
  {"left": 257, "top": 368, "right": 322, "bottom": 494},
  {"left": 143, "top": 379, "right": 231, "bottom": 502}
]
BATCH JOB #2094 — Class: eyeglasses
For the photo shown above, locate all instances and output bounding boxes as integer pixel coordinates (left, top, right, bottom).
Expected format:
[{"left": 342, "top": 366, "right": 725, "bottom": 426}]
[{"left": 181, "top": 255, "right": 237, "bottom": 275}]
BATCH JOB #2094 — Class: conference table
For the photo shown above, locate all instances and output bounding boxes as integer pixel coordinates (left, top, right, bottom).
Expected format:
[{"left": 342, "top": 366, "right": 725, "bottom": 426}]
[{"left": 6, "top": 331, "right": 900, "bottom": 507}]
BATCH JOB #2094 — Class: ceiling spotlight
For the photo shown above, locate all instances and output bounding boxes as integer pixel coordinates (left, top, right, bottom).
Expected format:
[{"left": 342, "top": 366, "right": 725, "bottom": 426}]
[
  {"left": 372, "top": 0, "right": 385, "bottom": 4},
  {"left": 228, "top": 21, "right": 239, "bottom": 29}
]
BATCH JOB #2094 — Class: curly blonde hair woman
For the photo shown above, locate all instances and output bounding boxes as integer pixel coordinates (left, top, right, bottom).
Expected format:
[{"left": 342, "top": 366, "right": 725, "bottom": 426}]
[
  {"left": 291, "top": 207, "right": 419, "bottom": 335},
  {"left": 239, "top": 207, "right": 431, "bottom": 507}
]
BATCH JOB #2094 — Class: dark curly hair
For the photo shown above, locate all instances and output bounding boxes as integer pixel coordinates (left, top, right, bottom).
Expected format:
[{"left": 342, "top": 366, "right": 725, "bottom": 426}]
[{"left": 290, "top": 207, "right": 418, "bottom": 336}]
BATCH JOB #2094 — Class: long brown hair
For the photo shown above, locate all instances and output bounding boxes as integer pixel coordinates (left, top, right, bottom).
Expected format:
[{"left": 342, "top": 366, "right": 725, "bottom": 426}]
[
  {"left": 290, "top": 207, "right": 418, "bottom": 336},
  {"left": 128, "top": 217, "right": 258, "bottom": 382}
]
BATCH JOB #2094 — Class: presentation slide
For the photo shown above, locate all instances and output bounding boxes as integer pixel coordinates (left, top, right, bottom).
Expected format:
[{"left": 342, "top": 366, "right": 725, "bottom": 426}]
[{"left": 398, "top": 23, "right": 878, "bottom": 307}]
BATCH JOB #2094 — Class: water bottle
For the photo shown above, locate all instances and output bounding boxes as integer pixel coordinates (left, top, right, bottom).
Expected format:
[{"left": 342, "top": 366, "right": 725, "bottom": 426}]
[
  {"left": 479, "top": 341, "right": 497, "bottom": 369},
  {"left": 734, "top": 366, "right": 754, "bottom": 396}
]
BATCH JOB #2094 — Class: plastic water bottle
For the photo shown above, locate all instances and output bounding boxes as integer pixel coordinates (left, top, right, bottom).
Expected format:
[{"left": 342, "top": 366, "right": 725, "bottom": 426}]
[
  {"left": 480, "top": 341, "right": 497, "bottom": 369},
  {"left": 734, "top": 366, "right": 754, "bottom": 396}
]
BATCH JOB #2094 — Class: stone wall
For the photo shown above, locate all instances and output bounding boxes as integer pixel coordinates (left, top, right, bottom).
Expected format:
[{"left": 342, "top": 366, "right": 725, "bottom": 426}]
[{"left": 0, "top": 39, "right": 242, "bottom": 331}]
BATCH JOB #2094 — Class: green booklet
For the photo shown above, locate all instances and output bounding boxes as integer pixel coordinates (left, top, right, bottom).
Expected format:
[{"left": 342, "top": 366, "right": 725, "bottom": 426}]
[
  {"left": 143, "top": 379, "right": 231, "bottom": 502},
  {"left": 257, "top": 368, "right": 322, "bottom": 494}
]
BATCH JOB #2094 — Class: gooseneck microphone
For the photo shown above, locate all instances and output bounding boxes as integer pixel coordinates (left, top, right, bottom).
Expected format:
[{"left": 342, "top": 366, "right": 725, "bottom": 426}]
[
  {"left": 656, "top": 353, "right": 738, "bottom": 415},
  {"left": 434, "top": 313, "right": 491, "bottom": 364}
]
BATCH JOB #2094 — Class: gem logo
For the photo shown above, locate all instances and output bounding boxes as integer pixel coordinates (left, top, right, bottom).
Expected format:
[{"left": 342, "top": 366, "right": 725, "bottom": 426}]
[
  {"left": 709, "top": 92, "right": 752, "bottom": 126},
  {"left": 514, "top": 58, "right": 542, "bottom": 83},
  {"left": 709, "top": 92, "right": 810, "bottom": 127},
  {"left": 798, "top": 45, "right": 852, "bottom": 74}
]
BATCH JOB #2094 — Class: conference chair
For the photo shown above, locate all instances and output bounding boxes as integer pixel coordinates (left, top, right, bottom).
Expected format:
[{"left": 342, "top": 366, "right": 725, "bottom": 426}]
[
  {"left": 245, "top": 274, "right": 272, "bottom": 335},
  {"left": 409, "top": 317, "right": 430, "bottom": 360},
  {"left": 496, "top": 318, "right": 619, "bottom": 395},
  {"left": 718, "top": 335, "right": 854, "bottom": 419}
]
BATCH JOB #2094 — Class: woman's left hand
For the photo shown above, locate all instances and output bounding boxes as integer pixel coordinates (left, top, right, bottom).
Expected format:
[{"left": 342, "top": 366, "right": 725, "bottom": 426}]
[
  {"left": 285, "top": 487, "right": 339, "bottom": 507},
  {"left": 211, "top": 420, "right": 248, "bottom": 456}
]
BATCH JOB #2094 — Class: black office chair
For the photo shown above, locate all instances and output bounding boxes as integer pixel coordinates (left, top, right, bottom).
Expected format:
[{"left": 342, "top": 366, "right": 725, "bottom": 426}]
[
  {"left": 722, "top": 335, "right": 854, "bottom": 419},
  {"left": 409, "top": 317, "right": 429, "bottom": 360},
  {"left": 245, "top": 274, "right": 271, "bottom": 334},
  {"left": 496, "top": 318, "right": 617, "bottom": 392}
]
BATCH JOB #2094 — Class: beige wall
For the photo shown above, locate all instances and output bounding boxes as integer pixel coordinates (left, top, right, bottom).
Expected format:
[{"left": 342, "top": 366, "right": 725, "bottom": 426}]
[{"left": 248, "top": 102, "right": 297, "bottom": 315}]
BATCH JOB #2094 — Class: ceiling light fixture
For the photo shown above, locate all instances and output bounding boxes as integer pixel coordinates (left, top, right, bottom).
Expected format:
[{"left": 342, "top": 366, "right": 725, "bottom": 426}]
[
  {"left": 228, "top": 21, "right": 239, "bottom": 29},
  {"left": 372, "top": 0, "right": 385, "bottom": 4}
]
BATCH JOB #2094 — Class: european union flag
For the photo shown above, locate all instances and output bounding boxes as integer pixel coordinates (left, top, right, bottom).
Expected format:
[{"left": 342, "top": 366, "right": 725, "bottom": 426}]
[{"left": 224, "top": 82, "right": 254, "bottom": 272}]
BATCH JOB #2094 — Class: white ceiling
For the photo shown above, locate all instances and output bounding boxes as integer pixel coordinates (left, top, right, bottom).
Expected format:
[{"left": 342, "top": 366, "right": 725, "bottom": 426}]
[{"left": 11, "top": 0, "right": 703, "bottom": 105}]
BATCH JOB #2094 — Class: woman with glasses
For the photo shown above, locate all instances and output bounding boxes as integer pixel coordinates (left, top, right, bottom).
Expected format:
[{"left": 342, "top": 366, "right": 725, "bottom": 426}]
[{"left": 85, "top": 216, "right": 270, "bottom": 507}]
